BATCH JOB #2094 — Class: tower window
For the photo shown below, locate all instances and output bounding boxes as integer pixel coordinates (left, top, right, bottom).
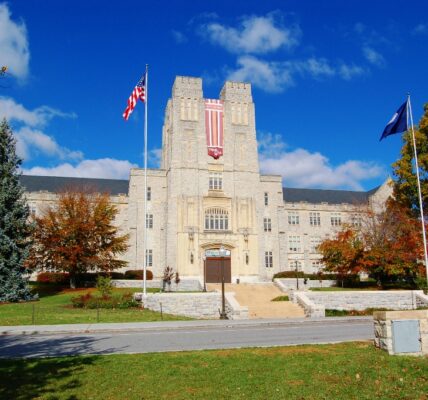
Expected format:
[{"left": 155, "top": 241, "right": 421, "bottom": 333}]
[
  {"left": 264, "top": 192, "right": 269, "bottom": 206},
  {"left": 147, "top": 187, "right": 151, "bottom": 201},
  {"left": 263, "top": 218, "right": 272, "bottom": 232},
  {"left": 209, "top": 172, "right": 223, "bottom": 190}
]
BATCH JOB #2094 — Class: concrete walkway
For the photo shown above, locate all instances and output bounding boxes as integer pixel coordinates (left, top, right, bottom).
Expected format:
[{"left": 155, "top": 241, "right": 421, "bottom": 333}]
[{"left": 208, "top": 283, "right": 305, "bottom": 319}]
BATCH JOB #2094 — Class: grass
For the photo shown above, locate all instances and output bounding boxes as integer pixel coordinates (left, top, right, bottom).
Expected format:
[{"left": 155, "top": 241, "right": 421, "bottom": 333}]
[
  {"left": 326, "top": 307, "right": 428, "bottom": 317},
  {"left": 0, "top": 342, "right": 427, "bottom": 399},
  {"left": 271, "top": 295, "right": 289, "bottom": 301},
  {"left": 0, "top": 284, "right": 189, "bottom": 325},
  {"left": 310, "top": 287, "right": 381, "bottom": 292}
]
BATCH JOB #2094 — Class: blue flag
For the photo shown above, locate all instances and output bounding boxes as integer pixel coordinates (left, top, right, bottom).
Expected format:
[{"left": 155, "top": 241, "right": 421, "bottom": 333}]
[{"left": 380, "top": 100, "right": 408, "bottom": 141}]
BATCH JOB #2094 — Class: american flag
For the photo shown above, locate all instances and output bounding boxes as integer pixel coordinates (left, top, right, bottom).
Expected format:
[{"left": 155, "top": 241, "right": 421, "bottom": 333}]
[{"left": 123, "top": 75, "right": 146, "bottom": 120}]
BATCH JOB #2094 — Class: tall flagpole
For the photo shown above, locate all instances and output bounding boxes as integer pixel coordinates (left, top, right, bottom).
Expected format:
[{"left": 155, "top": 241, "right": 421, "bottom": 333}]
[
  {"left": 143, "top": 64, "right": 148, "bottom": 297},
  {"left": 407, "top": 95, "right": 428, "bottom": 285}
]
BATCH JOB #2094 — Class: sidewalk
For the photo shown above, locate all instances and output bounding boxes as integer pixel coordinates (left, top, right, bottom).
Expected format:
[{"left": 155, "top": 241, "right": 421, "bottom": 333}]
[{"left": 0, "top": 316, "right": 372, "bottom": 336}]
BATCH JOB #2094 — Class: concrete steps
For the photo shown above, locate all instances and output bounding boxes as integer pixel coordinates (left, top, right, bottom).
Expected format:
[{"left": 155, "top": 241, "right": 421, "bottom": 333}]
[{"left": 207, "top": 283, "right": 305, "bottom": 319}]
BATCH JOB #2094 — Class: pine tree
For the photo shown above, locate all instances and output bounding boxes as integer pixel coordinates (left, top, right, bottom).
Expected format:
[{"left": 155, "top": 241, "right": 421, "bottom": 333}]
[
  {"left": 392, "top": 103, "right": 428, "bottom": 215},
  {"left": 0, "top": 119, "right": 33, "bottom": 302}
]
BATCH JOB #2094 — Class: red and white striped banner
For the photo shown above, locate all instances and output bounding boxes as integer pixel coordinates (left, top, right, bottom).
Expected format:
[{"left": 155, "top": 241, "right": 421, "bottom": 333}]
[{"left": 205, "top": 99, "right": 224, "bottom": 159}]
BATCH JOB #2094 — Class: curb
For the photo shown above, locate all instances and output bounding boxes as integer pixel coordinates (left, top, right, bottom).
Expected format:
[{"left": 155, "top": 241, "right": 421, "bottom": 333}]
[{"left": 0, "top": 317, "right": 373, "bottom": 336}]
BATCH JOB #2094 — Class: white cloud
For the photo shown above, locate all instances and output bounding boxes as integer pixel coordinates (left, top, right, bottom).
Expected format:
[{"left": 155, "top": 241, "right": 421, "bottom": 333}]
[
  {"left": 413, "top": 23, "right": 427, "bottom": 35},
  {"left": 227, "top": 56, "right": 294, "bottom": 92},
  {"left": 0, "top": 96, "right": 79, "bottom": 161},
  {"left": 171, "top": 30, "right": 187, "bottom": 43},
  {"left": 258, "top": 133, "right": 384, "bottom": 190},
  {"left": 201, "top": 12, "right": 300, "bottom": 54},
  {"left": 15, "top": 126, "right": 83, "bottom": 161},
  {"left": 363, "top": 46, "right": 385, "bottom": 67},
  {"left": 0, "top": 97, "right": 77, "bottom": 127},
  {"left": 338, "top": 63, "right": 365, "bottom": 80},
  {"left": 227, "top": 56, "right": 363, "bottom": 92},
  {"left": 148, "top": 148, "right": 162, "bottom": 168},
  {"left": 22, "top": 158, "right": 137, "bottom": 180},
  {"left": 0, "top": 3, "right": 30, "bottom": 80}
]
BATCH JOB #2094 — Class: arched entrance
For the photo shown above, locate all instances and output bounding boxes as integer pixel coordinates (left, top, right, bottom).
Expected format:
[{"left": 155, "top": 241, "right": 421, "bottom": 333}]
[{"left": 205, "top": 248, "right": 231, "bottom": 283}]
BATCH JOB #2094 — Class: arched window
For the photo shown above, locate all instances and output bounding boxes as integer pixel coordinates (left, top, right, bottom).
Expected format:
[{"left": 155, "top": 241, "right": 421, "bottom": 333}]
[{"left": 204, "top": 208, "right": 229, "bottom": 231}]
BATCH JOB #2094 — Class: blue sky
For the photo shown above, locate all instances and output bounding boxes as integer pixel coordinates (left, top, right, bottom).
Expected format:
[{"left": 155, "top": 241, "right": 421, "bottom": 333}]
[{"left": 1, "top": 0, "right": 428, "bottom": 190}]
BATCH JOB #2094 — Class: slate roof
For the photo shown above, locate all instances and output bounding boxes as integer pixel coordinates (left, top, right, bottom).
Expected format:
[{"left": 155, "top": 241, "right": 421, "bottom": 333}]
[
  {"left": 19, "top": 175, "right": 129, "bottom": 195},
  {"left": 282, "top": 186, "right": 380, "bottom": 205}
]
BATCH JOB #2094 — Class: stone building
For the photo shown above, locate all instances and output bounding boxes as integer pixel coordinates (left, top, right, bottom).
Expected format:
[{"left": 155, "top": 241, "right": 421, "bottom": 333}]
[{"left": 21, "top": 76, "right": 391, "bottom": 283}]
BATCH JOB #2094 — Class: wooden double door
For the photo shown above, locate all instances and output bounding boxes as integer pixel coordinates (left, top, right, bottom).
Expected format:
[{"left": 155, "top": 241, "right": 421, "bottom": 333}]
[{"left": 205, "top": 257, "right": 231, "bottom": 283}]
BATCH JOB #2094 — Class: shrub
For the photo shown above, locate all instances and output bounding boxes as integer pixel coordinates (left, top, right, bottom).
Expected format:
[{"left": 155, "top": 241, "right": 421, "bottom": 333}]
[
  {"left": 96, "top": 276, "right": 113, "bottom": 297},
  {"left": 124, "top": 269, "right": 153, "bottom": 280},
  {"left": 272, "top": 271, "right": 338, "bottom": 280},
  {"left": 37, "top": 272, "right": 69, "bottom": 284},
  {"left": 71, "top": 292, "right": 139, "bottom": 309}
]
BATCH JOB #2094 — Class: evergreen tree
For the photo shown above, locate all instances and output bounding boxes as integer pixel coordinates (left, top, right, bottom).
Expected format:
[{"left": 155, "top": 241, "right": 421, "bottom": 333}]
[
  {"left": 392, "top": 103, "right": 428, "bottom": 215},
  {"left": 0, "top": 119, "right": 33, "bottom": 302}
]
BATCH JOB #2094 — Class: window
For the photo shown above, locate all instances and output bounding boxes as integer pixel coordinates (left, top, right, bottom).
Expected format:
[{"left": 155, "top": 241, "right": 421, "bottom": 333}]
[
  {"left": 146, "top": 214, "right": 153, "bottom": 229},
  {"left": 263, "top": 217, "right": 272, "bottom": 232},
  {"left": 311, "top": 260, "right": 322, "bottom": 271},
  {"left": 288, "top": 211, "right": 300, "bottom": 225},
  {"left": 145, "top": 249, "right": 153, "bottom": 267},
  {"left": 290, "top": 260, "right": 302, "bottom": 271},
  {"left": 147, "top": 187, "right": 151, "bottom": 201},
  {"left": 331, "top": 213, "right": 342, "bottom": 226},
  {"left": 351, "top": 215, "right": 362, "bottom": 227},
  {"left": 204, "top": 208, "right": 229, "bottom": 231},
  {"left": 309, "top": 212, "right": 321, "bottom": 226},
  {"left": 209, "top": 172, "right": 223, "bottom": 190},
  {"left": 264, "top": 192, "right": 269, "bottom": 206},
  {"left": 310, "top": 236, "right": 322, "bottom": 253},
  {"left": 29, "top": 204, "right": 37, "bottom": 217},
  {"left": 288, "top": 235, "right": 301, "bottom": 252},
  {"left": 265, "top": 251, "right": 273, "bottom": 268}
]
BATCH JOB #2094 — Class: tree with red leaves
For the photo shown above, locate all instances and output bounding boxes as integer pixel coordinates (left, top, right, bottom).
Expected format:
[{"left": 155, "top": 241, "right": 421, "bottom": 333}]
[
  {"left": 319, "top": 201, "right": 424, "bottom": 287},
  {"left": 27, "top": 190, "right": 129, "bottom": 288}
]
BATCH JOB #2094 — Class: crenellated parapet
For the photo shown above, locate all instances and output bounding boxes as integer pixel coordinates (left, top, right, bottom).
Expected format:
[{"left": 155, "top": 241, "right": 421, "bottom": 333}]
[
  {"left": 172, "top": 76, "right": 203, "bottom": 98},
  {"left": 220, "top": 81, "right": 252, "bottom": 103}
]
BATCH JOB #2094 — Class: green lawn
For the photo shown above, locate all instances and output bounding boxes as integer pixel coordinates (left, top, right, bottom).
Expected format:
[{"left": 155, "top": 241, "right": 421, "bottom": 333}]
[
  {"left": 310, "top": 287, "right": 380, "bottom": 291},
  {"left": 0, "top": 285, "right": 188, "bottom": 325},
  {"left": 1, "top": 342, "right": 427, "bottom": 399}
]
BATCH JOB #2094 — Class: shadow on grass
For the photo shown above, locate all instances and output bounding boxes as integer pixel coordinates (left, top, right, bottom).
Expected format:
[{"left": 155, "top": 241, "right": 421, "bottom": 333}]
[{"left": 0, "top": 334, "right": 122, "bottom": 400}]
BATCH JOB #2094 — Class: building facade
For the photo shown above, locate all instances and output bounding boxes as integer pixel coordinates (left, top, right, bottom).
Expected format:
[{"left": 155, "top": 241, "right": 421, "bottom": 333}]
[{"left": 21, "top": 76, "right": 392, "bottom": 283}]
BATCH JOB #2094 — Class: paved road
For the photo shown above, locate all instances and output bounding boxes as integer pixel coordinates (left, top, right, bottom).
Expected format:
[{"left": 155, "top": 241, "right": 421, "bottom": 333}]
[{"left": 0, "top": 319, "right": 374, "bottom": 358}]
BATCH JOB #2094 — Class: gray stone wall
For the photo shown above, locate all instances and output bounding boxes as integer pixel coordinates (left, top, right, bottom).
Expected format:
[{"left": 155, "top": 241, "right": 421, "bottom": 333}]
[
  {"left": 112, "top": 279, "right": 202, "bottom": 291},
  {"left": 142, "top": 291, "right": 248, "bottom": 319},
  {"left": 275, "top": 278, "right": 336, "bottom": 291},
  {"left": 304, "top": 290, "right": 424, "bottom": 311}
]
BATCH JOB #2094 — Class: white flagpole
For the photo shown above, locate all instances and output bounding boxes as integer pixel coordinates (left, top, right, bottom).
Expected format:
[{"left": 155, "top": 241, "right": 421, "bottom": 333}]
[
  {"left": 143, "top": 64, "right": 148, "bottom": 297},
  {"left": 407, "top": 95, "right": 428, "bottom": 285}
]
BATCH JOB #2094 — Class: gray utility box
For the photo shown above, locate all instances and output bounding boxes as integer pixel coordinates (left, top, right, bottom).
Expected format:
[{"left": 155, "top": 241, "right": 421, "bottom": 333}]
[
  {"left": 391, "top": 320, "right": 421, "bottom": 354},
  {"left": 373, "top": 310, "right": 428, "bottom": 356}
]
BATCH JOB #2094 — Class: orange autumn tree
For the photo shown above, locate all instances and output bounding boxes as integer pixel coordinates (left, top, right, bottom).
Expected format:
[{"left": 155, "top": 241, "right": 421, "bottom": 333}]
[
  {"left": 27, "top": 190, "right": 129, "bottom": 288},
  {"left": 318, "top": 229, "right": 364, "bottom": 286},
  {"left": 359, "top": 201, "right": 424, "bottom": 286},
  {"left": 318, "top": 201, "right": 424, "bottom": 287}
]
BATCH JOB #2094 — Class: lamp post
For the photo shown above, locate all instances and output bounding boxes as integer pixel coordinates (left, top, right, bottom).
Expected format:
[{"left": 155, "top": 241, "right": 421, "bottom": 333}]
[
  {"left": 219, "top": 246, "right": 228, "bottom": 319},
  {"left": 202, "top": 255, "right": 207, "bottom": 292},
  {"left": 295, "top": 261, "right": 300, "bottom": 290}
]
